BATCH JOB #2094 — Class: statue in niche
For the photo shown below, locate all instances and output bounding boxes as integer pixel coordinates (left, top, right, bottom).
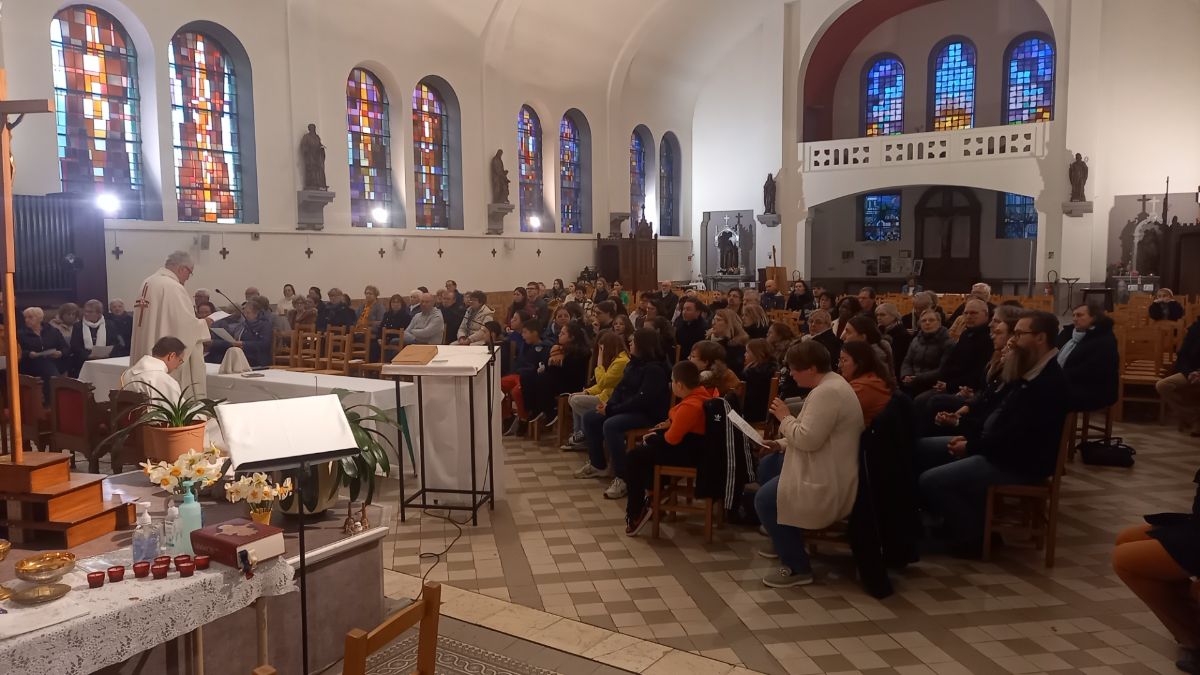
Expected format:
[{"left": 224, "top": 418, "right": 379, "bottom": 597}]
[
  {"left": 763, "top": 173, "right": 777, "bottom": 214},
  {"left": 1068, "top": 153, "right": 1088, "bottom": 202},
  {"left": 1136, "top": 226, "right": 1162, "bottom": 276},
  {"left": 299, "top": 123, "right": 327, "bottom": 190},
  {"left": 717, "top": 229, "right": 740, "bottom": 273},
  {"left": 490, "top": 150, "right": 511, "bottom": 204}
]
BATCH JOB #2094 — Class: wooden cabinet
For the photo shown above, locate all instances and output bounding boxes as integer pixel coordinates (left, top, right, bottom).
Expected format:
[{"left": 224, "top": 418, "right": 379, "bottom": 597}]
[{"left": 596, "top": 228, "right": 658, "bottom": 295}]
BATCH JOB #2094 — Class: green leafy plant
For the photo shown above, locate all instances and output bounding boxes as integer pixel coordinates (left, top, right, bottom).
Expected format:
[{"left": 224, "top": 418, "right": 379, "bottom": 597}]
[{"left": 98, "top": 383, "right": 226, "bottom": 456}]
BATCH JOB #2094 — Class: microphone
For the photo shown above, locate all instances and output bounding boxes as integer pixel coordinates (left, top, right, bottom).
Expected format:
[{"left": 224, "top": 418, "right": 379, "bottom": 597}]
[{"left": 213, "top": 288, "right": 244, "bottom": 317}]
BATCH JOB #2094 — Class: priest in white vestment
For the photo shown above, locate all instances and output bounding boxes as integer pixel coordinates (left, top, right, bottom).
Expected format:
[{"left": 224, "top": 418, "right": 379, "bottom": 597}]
[
  {"left": 121, "top": 336, "right": 186, "bottom": 402},
  {"left": 129, "top": 252, "right": 213, "bottom": 398}
]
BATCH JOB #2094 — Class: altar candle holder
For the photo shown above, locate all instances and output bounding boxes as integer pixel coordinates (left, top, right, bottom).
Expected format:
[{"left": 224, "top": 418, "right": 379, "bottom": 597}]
[
  {"left": 173, "top": 554, "right": 191, "bottom": 570},
  {"left": 106, "top": 566, "right": 125, "bottom": 582},
  {"left": 133, "top": 561, "right": 151, "bottom": 578},
  {"left": 194, "top": 555, "right": 210, "bottom": 571},
  {"left": 151, "top": 563, "right": 169, "bottom": 579},
  {"left": 176, "top": 561, "right": 195, "bottom": 578},
  {"left": 153, "top": 556, "right": 171, "bottom": 567},
  {"left": 87, "top": 571, "right": 105, "bottom": 588}
]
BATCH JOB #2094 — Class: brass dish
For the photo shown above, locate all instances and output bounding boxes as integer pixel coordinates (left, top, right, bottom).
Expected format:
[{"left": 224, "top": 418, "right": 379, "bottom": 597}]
[
  {"left": 0, "top": 539, "right": 10, "bottom": 562},
  {"left": 15, "top": 552, "right": 76, "bottom": 583},
  {"left": 11, "top": 583, "right": 70, "bottom": 606},
  {"left": 0, "top": 585, "right": 12, "bottom": 601}
]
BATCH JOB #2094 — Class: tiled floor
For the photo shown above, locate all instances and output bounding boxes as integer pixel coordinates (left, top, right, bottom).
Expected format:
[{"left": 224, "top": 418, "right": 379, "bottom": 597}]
[{"left": 382, "top": 419, "right": 1199, "bottom": 675}]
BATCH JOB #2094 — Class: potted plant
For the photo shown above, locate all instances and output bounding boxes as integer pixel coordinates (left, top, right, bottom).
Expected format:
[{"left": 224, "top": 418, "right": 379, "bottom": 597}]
[
  {"left": 281, "top": 390, "right": 401, "bottom": 515},
  {"left": 102, "top": 384, "right": 225, "bottom": 463}
]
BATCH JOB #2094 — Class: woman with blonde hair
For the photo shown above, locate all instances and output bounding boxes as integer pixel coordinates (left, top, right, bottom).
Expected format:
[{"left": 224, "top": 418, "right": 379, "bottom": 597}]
[
  {"left": 741, "top": 303, "right": 770, "bottom": 340},
  {"left": 708, "top": 308, "right": 749, "bottom": 375},
  {"left": 562, "top": 331, "right": 630, "bottom": 450}
]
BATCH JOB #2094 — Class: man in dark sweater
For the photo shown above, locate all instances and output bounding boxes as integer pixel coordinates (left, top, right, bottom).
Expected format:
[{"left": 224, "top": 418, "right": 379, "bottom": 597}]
[
  {"left": 919, "top": 310, "right": 1069, "bottom": 557},
  {"left": 438, "top": 290, "right": 466, "bottom": 344},
  {"left": 760, "top": 279, "right": 786, "bottom": 311},
  {"left": 948, "top": 283, "right": 996, "bottom": 324},
  {"left": 673, "top": 298, "right": 709, "bottom": 359},
  {"left": 913, "top": 299, "right": 994, "bottom": 433},
  {"left": 653, "top": 280, "right": 679, "bottom": 318},
  {"left": 1158, "top": 315, "right": 1200, "bottom": 436}
]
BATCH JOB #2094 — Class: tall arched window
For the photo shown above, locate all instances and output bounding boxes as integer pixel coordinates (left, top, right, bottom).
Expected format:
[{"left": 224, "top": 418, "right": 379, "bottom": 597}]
[
  {"left": 863, "top": 55, "right": 904, "bottom": 136},
  {"left": 517, "top": 105, "right": 543, "bottom": 231},
  {"left": 169, "top": 31, "right": 242, "bottom": 223},
  {"left": 50, "top": 6, "right": 142, "bottom": 198},
  {"left": 630, "top": 130, "right": 646, "bottom": 223},
  {"left": 1004, "top": 35, "right": 1055, "bottom": 124},
  {"left": 412, "top": 80, "right": 451, "bottom": 229},
  {"left": 346, "top": 68, "right": 391, "bottom": 228},
  {"left": 930, "top": 39, "right": 976, "bottom": 131},
  {"left": 658, "top": 133, "right": 679, "bottom": 237},
  {"left": 559, "top": 114, "right": 583, "bottom": 233}
]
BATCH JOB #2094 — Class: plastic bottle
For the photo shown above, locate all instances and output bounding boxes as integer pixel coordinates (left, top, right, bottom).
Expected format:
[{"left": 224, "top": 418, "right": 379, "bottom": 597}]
[
  {"left": 176, "top": 483, "right": 202, "bottom": 556},
  {"left": 163, "top": 503, "right": 180, "bottom": 554},
  {"left": 131, "top": 502, "right": 160, "bottom": 563}
]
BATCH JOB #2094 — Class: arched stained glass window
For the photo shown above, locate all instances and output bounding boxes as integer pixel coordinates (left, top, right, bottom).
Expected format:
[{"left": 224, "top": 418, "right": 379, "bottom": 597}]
[
  {"left": 559, "top": 115, "right": 582, "bottom": 233},
  {"left": 1005, "top": 36, "right": 1055, "bottom": 124},
  {"left": 50, "top": 6, "right": 142, "bottom": 197},
  {"left": 998, "top": 192, "right": 1038, "bottom": 239},
  {"left": 863, "top": 56, "right": 904, "bottom": 136},
  {"left": 630, "top": 131, "right": 646, "bottom": 223},
  {"left": 930, "top": 40, "right": 976, "bottom": 131},
  {"left": 413, "top": 81, "right": 451, "bottom": 229},
  {"left": 861, "top": 193, "right": 901, "bottom": 241},
  {"left": 346, "top": 68, "right": 391, "bottom": 228},
  {"left": 517, "top": 105, "right": 542, "bottom": 231},
  {"left": 658, "top": 136, "right": 677, "bottom": 236},
  {"left": 169, "top": 31, "right": 242, "bottom": 223}
]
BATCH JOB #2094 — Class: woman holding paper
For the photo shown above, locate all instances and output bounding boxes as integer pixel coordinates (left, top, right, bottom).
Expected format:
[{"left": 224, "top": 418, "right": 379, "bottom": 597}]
[
  {"left": 18, "top": 306, "right": 68, "bottom": 403},
  {"left": 66, "top": 299, "right": 129, "bottom": 377}
]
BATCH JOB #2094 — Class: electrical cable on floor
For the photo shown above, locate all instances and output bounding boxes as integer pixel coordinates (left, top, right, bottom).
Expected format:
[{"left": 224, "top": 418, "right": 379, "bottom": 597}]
[{"left": 413, "top": 507, "right": 470, "bottom": 601}]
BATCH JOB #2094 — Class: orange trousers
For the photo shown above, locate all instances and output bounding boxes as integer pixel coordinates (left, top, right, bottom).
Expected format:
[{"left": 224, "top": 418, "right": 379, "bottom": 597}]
[
  {"left": 1113, "top": 524, "right": 1200, "bottom": 648},
  {"left": 501, "top": 374, "right": 526, "bottom": 420}
]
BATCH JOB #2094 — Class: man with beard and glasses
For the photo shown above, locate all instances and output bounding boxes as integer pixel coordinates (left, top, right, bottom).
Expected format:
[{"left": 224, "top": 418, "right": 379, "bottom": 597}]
[{"left": 918, "top": 310, "right": 1069, "bottom": 558}]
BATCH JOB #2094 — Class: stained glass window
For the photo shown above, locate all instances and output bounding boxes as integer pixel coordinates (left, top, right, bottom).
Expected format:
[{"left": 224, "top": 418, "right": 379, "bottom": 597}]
[
  {"left": 630, "top": 131, "right": 645, "bottom": 223},
  {"left": 863, "top": 56, "right": 904, "bottom": 136},
  {"left": 412, "top": 81, "right": 454, "bottom": 229},
  {"left": 999, "top": 193, "right": 1038, "bottom": 239},
  {"left": 659, "top": 138, "right": 676, "bottom": 236},
  {"left": 861, "top": 193, "right": 901, "bottom": 241},
  {"left": 931, "top": 40, "right": 976, "bottom": 131},
  {"left": 1005, "top": 37, "right": 1055, "bottom": 124},
  {"left": 517, "top": 105, "right": 542, "bottom": 231},
  {"left": 169, "top": 31, "right": 241, "bottom": 223},
  {"left": 343, "top": 69, "right": 391, "bottom": 228},
  {"left": 559, "top": 115, "right": 582, "bottom": 233},
  {"left": 50, "top": 6, "right": 141, "bottom": 196}
]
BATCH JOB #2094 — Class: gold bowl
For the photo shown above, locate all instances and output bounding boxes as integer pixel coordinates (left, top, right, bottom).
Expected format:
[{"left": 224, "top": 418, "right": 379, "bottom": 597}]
[
  {"left": 0, "top": 539, "right": 10, "bottom": 562},
  {"left": 12, "top": 583, "right": 70, "bottom": 606},
  {"left": 15, "top": 551, "right": 76, "bottom": 583}
]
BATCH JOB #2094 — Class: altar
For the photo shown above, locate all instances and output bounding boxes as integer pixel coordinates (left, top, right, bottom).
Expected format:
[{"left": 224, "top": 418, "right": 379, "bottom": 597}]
[{"left": 701, "top": 209, "right": 755, "bottom": 290}]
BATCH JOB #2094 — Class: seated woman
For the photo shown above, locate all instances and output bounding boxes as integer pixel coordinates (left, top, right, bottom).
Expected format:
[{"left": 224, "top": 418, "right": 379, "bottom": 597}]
[
  {"left": 575, "top": 328, "right": 671, "bottom": 501},
  {"left": 611, "top": 313, "right": 635, "bottom": 348},
  {"left": 742, "top": 338, "right": 779, "bottom": 423},
  {"left": 649, "top": 316, "right": 678, "bottom": 363},
  {"left": 707, "top": 308, "right": 749, "bottom": 376},
  {"left": 689, "top": 340, "right": 741, "bottom": 397},
  {"left": 67, "top": 299, "right": 129, "bottom": 378},
  {"left": 562, "top": 331, "right": 630, "bottom": 450},
  {"left": 530, "top": 321, "right": 592, "bottom": 426},
  {"left": 766, "top": 321, "right": 796, "bottom": 361},
  {"left": 843, "top": 315, "right": 895, "bottom": 384},
  {"left": 623, "top": 360, "right": 716, "bottom": 535},
  {"left": 502, "top": 310, "right": 532, "bottom": 375},
  {"left": 838, "top": 341, "right": 893, "bottom": 426},
  {"left": 1056, "top": 303, "right": 1119, "bottom": 413},
  {"left": 458, "top": 291, "right": 496, "bottom": 345},
  {"left": 900, "top": 310, "right": 953, "bottom": 396},
  {"left": 506, "top": 287, "right": 530, "bottom": 326},
  {"left": 1113, "top": 470, "right": 1200, "bottom": 673},
  {"left": 741, "top": 304, "right": 770, "bottom": 340},
  {"left": 1150, "top": 288, "right": 1186, "bottom": 322},
  {"left": 832, "top": 297, "right": 862, "bottom": 339},
  {"left": 290, "top": 296, "right": 317, "bottom": 328},
  {"left": 875, "top": 302, "right": 910, "bottom": 374},
  {"left": 544, "top": 305, "right": 574, "bottom": 341},
  {"left": 207, "top": 296, "right": 274, "bottom": 368},
  {"left": 49, "top": 302, "right": 80, "bottom": 342},
  {"left": 18, "top": 306, "right": 67, "bottom": 403}
]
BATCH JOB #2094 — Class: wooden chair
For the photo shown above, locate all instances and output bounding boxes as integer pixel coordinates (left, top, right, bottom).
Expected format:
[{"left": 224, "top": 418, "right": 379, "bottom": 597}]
[
  {"left": 49, "top": 377, "right": 108, "bottom": 472},
  {"left": 982, "top": 412, "right": 1076, "bottom": 567},
  {"left": 1114, "top": 326, "right": 1167, "bottom": 421},
  {"left": 18, "top": 374, "right": 52, "bottom": 452},
  {"left": 290, "top": 330, "right": 326, "bottom": 372},
  {"left": 312, "top": 334, "right": 352, "bottom": 375},
  {"left": 356, "top": 328, "right": 405, "bottom": 378},
  {"left": 343, "top": 581, "right": 442, "bottom": 675},
  {"left": 651, "top": 465, "right": 723, "bottom": 543},
  {"left": 106, "top": 389, "right": 149, "bottom": 473},
  {"left": 327, "top": 325, "right": 348, "bottom": 337},
  {"left": 251, "top": 668, "right": 276, "bottom": 675},
  {"left": 270, "top": 330, "right": 296, "bottom": 368},
  {"left": 555, "top": 394, "right": 573, "bottom": 446}
]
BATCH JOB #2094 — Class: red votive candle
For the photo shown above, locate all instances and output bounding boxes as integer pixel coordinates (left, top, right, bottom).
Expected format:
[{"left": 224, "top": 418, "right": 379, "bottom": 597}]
[
  {"left": 153, "top": 556, "right": 171, "bottom": 567},
  {"left": 151, "top": 563, "right": 169, "bottom": 579},
  {"left": 173, "top": 555, "right": 191, "bottom": 570},
  {"left": 86, "top": 571, "right": 105, "bottom": 588},
  {"left": 176, "top": 561, "right": 195, "bottom": 578},
  {"left": 106, "top": 565, "right": 125, "bottom": 582},
  {"left": 133, "top": 561, "right": 151, "bottom": 578},
  {"left": 193, "top": 555, "right": 210, "bottom": 571}
]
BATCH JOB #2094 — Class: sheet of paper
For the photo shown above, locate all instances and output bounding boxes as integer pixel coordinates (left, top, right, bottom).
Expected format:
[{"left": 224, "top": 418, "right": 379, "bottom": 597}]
[
  {"left": 210, "top": 326, "right": 237, "bottom": 343},
  {"left": 88, "top": 344, "right": 114, "bottom": 359},
  {"left": 208, "top": 310, "right": 232, "bottom": 323},
  {"left": 726, "top": 408, "right": 767, "bottom": 447}
]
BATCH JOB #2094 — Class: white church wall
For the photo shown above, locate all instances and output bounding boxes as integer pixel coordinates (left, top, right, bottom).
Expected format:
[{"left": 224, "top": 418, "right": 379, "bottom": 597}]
[{"left": 691, "top": 7, "right": 785, "bottom": 283}]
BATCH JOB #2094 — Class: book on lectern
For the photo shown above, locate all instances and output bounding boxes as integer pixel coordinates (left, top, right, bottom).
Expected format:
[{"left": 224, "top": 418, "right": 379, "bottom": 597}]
[{"left": 216, "top": 394, "right": 359, "bottom": 473}]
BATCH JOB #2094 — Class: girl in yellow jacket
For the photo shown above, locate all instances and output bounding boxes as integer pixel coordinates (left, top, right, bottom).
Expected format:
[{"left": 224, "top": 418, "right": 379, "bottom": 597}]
[{"left": 561, "top": 331, "right": 630, "bottom": 450}]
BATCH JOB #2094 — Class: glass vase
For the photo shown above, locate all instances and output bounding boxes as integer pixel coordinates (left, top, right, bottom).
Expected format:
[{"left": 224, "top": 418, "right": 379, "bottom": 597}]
[{"left": 249, "top": 504, "right": 273, "bottom": 525}]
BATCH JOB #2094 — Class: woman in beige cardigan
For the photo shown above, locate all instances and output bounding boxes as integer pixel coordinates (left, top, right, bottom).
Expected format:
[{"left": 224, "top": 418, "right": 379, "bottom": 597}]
[{"left": 754, "top": 340, "right": 864, "bottom": 588}]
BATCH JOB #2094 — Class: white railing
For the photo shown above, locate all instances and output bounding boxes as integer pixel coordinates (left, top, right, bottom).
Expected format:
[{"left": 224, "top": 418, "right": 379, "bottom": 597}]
[{"left": 800, "top": 122, "right": 1047, "bottom": 172}]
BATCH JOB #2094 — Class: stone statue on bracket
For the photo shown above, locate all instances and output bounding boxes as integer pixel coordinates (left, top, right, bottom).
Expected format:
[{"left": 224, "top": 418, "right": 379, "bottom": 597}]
[
  {"left": 490, "top": 150, "right": 511, "bottom": 204},
  {"left": 763, "top": 173, "right": 777, "bottom": 214},
  {"left": 1068, "top": 153, "right": 1088, "bottom": 202},
  {"left": 300, "top": 123, "right": 327, "bottom": 190}
]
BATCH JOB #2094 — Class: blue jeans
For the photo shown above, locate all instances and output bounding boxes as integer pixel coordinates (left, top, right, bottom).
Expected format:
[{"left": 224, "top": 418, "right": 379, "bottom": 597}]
[
  {"left": 919, "top": 455, "right": 1038, "bottom": 546},
  {"left": 582, "top": 411, "right": 652, "bottom": 478},
  {"left": 754, "top": 455, "right": 811, "bottom": 575},
  {"left": 914, "top": 436, "right": 956, "bottom": 475}
]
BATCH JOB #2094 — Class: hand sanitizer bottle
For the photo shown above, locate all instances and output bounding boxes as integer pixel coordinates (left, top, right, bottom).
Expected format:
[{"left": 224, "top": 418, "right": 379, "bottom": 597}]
[
  {"left": 163, "top": 503, "right": 180, "bottom": 554},
  {"left": 131, "top": 502, "right": 160, "bottom": 563}
]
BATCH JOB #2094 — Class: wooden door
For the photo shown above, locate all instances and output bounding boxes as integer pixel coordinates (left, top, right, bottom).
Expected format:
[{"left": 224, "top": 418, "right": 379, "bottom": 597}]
[{"left": 915, "top": 187, "right": 981, "bottom": 292}]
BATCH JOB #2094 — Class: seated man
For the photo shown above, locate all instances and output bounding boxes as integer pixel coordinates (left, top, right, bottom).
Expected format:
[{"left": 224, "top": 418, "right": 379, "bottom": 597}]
[
  {"left": 121, "top": 336, "right": 186, "bottom": 402},
  {"left": 1055, "top": 303, "right": 1119, "bottom": 413},
  {"left": 919, "top": 310, "right": 1069, "bottom": 557},
  {"left": 654, "top": 280, "right": 679, "bottom": 318},
  {"left": 913, "top": 299, "right": 994, "bottom": 420},
  {"left": 324, "top": 288, "right": 358, "bottom": 329},
  {"left": 760, "top": 278, "right": 786, "bottom": 311},
  {"left": 624, "top": 360, "right": 715, "bottom": 535},
  {"left": 1158, "top": 314, "right": 1200, "bottom": 436},
  {"left": 501, "top": 319, "right": 551, "bottom": 436},
  {"left": 948, "top": 283, "right": 996, "bottom": 324},
  {"left": 673, "top": 298, "right": 709, "bottom": 360},
  {"left": 403, "top": 293, "right": 445, "bottom": 345},
  {"left": 755, "top": 340, "right": 864, "bottom": 587}
]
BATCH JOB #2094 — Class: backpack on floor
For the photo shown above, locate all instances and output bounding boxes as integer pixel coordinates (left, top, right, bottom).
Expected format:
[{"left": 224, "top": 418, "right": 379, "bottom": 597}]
[{"left": 1078, "top": 437, "right": 1135, "bottom": 468}]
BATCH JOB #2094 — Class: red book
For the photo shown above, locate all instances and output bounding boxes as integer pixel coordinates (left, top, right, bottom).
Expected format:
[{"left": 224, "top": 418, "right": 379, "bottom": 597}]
[{"left": 190, "top": 518, "right": 286, "bottom": 570}]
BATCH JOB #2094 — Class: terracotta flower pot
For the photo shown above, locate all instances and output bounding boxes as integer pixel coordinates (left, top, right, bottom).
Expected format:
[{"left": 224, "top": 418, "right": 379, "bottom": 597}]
[{"left": 142, "top": 422, "right": 207, "bottom": 463}]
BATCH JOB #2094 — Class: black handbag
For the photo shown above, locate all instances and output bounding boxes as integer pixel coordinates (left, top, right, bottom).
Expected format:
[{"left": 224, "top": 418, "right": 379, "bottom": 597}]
[{"left": 1078, "top": 437, "right": 1135, "bottom": 468}]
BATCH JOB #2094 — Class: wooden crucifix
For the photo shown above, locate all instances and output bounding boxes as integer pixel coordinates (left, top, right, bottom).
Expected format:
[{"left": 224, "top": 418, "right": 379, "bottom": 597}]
[{"left": 0, "top": 71, "right": 55, "bottom": 465}]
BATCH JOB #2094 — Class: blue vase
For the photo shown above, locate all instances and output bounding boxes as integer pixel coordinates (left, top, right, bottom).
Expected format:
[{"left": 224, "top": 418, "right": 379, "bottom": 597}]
[{"left": 177, "top": 480, "right": 203, "bottom": 556}]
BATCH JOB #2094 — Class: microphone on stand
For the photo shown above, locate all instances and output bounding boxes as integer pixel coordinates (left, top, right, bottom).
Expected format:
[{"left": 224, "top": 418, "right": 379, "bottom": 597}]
[{"left": 213, "top": 288, "right": 244, "bottom": 318}]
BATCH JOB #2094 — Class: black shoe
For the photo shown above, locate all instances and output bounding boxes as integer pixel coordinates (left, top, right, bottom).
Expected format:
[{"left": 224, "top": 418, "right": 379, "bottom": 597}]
[
  {"left": 625, "top": 501, "right": 652, "bottom": 536},
  {"left": 503, "top": 418, "right": 525, "bottom": 437},
  {"left": 1178, "top": 648, "right": 1200, "bottom": 673}
]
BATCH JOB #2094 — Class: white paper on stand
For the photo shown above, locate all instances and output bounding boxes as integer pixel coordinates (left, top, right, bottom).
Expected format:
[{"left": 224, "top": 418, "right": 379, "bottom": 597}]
[
  {"left": 217, "top": 394, "right": 358, "bottom": 471},
  {"left": 726, "top": 408, "right": 767, "bottom": 448},
  {"left": 87, "top": 345, "right": 113, "bottom": 359},
  {"left": 208, "top": 310, "right": 232, "bottom": 323}
]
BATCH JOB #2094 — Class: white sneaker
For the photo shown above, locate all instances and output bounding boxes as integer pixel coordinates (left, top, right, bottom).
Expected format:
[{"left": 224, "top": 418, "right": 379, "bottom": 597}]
[
  {"left": 604, "top": 478, "right": 628, "bottom": 500},
  {"left": 574, "top": 462, "right": 611, "bottom": 479}
]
